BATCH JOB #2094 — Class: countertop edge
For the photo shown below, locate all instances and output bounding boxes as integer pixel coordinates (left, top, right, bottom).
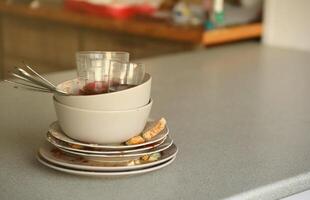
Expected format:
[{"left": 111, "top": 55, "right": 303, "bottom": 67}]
[{"left": 224, "top": 172, "right": 310, "bottom": 200}]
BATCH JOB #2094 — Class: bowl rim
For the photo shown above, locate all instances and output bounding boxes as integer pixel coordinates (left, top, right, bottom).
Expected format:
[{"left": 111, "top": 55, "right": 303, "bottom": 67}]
[
  {"left": 54, "top": 97, "right": 153, "bottom": 113},
  {"left": 55, "top": 73, "right": 151, "bottom": 98}
]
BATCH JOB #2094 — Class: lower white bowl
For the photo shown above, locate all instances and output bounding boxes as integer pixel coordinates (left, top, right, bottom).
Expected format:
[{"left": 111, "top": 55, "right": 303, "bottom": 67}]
[{"left": 53, "top": 98, "right": 152, "bottom": 144}]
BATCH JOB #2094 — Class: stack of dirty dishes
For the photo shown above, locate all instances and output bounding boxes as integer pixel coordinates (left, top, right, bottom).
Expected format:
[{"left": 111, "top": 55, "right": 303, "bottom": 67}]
[{"left": 37, "top": 51, "right": 178, "bottom": 177}]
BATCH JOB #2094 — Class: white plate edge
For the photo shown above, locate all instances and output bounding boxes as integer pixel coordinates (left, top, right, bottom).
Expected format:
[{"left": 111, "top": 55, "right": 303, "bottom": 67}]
[
  {"left": 37, "top": 154, "right": 176, "bottom": 176},
  {"left": 38, "top": 144, "right": 178, "bottom": 171},
  {"left": 55, "top": 137, "right": 174, "bottom": 158}
]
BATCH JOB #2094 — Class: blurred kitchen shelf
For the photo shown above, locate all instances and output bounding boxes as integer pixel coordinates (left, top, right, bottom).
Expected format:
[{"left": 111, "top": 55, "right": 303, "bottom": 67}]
[
  {"left": 0, "top": 2, "right": 202, "bottom": 43},
  {"left": 203, "top": 23, "right": 262, "bottom": 46},
  {"left": 0, "top": 2, "right": 262, "bottom": 45}
]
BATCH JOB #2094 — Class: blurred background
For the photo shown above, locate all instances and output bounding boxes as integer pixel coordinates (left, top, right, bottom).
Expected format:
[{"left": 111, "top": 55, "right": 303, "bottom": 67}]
[{"left": 0, "top": 0, "right": 308, "bottom": 79}]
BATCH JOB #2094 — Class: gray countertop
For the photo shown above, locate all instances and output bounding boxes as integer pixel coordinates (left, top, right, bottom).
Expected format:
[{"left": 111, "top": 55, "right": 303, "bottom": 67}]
[{"left": 1, "top": 42, "right": 310, "bottom": 200}]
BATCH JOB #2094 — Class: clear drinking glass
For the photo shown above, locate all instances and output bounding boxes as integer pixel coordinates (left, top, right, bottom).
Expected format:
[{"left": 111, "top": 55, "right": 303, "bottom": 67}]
[
  {"left": 76, "top": 51, "right": 130, "bottom": 95},
  {"left": 109, "top": 61, "right": 145, "bottom": 92}
]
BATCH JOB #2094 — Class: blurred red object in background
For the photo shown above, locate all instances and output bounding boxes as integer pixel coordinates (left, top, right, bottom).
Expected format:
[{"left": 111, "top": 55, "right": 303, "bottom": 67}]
[{"left": 64, "top": 0, "right": 156, "bottom": 19}]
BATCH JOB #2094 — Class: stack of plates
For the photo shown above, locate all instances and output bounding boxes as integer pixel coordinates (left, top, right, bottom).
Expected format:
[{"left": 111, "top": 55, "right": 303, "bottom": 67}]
[{"left": 37, "top": 120, "right": 178, "bottom": 177}]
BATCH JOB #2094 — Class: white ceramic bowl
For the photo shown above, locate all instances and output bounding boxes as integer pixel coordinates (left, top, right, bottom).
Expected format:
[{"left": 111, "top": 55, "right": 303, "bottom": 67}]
[
  {"left": 53, "top": 98, "right": 153, "bottom": 144},
  {"left": 54, "top": 73, "right": 151, "bottom": 110}
]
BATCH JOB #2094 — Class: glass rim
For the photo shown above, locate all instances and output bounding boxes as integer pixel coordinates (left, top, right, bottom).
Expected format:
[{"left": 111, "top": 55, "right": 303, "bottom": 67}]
[{"left": 76, "top": 51, "right": 130, "bottom": 56}]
